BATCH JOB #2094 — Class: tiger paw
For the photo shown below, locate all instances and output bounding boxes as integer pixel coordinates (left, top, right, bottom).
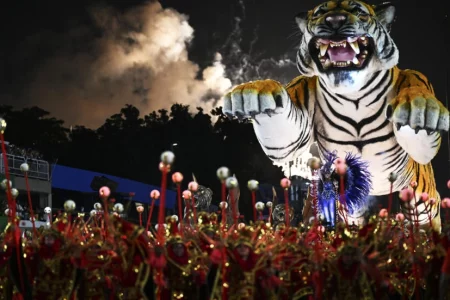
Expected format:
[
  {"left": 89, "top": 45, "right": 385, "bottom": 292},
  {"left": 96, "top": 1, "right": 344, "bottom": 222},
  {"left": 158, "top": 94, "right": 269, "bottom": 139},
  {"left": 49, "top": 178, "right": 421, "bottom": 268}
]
[
  {"left": 222, "top": 79, "right": 290, "bottom": 119},
  {"left": 386, "top": 86, "right": 449, "bottom": 133}
]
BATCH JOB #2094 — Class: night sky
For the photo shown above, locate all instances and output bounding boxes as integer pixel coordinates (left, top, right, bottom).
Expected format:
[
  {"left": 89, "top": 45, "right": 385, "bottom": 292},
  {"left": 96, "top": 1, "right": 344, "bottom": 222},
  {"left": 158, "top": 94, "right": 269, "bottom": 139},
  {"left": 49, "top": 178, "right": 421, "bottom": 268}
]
[{"left": 0, "top": 0, "right": 449, "bottom": 188}]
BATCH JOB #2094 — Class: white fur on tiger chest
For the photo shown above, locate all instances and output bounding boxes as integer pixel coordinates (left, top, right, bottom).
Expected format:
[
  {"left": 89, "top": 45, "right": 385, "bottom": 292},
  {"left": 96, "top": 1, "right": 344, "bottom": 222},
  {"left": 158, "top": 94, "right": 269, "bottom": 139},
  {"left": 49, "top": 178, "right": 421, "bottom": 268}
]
[{"left": 312, "top": 84, "right": 410, "bottom": 195}]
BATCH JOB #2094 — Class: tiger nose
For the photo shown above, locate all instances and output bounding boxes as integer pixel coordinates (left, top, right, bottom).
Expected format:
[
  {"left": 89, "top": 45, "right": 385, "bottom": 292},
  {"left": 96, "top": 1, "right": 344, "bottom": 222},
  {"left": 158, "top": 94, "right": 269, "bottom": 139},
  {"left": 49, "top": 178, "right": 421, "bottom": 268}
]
[{"left": 325, "top": 14, "right": 347, "bottom": 29}]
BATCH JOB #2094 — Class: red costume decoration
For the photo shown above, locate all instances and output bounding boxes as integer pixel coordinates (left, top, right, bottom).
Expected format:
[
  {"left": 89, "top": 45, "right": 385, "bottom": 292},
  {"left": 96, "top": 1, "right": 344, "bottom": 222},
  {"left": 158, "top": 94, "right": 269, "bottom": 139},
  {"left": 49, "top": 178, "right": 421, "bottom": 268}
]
[{"left": 158, "top": 216, "right": 204, "bottom": 300}]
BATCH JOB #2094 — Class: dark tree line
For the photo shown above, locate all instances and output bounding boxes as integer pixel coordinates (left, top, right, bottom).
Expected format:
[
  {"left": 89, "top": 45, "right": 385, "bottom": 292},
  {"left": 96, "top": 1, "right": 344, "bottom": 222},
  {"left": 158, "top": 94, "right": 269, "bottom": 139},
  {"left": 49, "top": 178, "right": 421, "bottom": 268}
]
[{"left": 0, "top": 104, "right": 284, "bottom": 219}]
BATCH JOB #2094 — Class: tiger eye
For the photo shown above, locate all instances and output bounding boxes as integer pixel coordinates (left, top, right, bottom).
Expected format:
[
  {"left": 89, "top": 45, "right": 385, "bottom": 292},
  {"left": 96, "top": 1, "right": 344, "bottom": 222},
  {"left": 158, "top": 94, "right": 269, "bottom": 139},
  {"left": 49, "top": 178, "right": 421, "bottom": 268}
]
[{"left": 359, "top": 15, "right": 369, "bottom": 21}]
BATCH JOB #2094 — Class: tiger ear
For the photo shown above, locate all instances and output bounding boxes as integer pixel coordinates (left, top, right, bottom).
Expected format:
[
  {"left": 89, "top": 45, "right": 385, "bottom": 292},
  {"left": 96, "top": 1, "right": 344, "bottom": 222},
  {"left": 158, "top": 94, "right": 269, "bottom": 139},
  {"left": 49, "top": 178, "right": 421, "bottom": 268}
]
[
  {"left": 295, "top": 11, "right": 308, "bottom": 33},
  {"left": 373, "top": 2, "right": 396, "bottom": 32}
]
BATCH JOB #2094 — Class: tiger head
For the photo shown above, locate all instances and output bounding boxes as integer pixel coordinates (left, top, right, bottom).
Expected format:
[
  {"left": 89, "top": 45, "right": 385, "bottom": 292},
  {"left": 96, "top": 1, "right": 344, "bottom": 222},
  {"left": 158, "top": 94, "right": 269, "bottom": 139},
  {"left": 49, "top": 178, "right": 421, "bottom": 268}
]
[
  {"left": 192, "top": 185, "right": 213, "bottom": 210},
  {"left": 272, "top": 203, "right": 295, "bottom": 225},
  {"left": 295, "top": 1, "right": 398, "bottom": 93}
]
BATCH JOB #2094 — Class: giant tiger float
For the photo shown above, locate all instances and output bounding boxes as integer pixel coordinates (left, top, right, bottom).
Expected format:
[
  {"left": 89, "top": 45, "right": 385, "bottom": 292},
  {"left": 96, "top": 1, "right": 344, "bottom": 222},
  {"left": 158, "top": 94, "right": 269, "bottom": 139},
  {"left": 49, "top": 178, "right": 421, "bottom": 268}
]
[
  {"left": 1, "top": 0, "right": 450, "bottom": 299},
  {"left": 223, "top": 0, "right": 449, "bottom": 232}
]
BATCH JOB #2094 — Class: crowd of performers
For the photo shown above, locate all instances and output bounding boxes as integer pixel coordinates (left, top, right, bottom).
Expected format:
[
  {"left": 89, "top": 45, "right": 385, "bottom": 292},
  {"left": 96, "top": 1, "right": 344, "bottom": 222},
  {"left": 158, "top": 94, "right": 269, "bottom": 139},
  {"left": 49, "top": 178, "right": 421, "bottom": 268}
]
[
  {"left": 1, "top": 119, "right": 450, "bottom": 299},
  {"left": 2, "top": 185, "right": 450, "bottom": 300},
  {"left": 0, "top": 164, "right": 450, "bottom": 299}
]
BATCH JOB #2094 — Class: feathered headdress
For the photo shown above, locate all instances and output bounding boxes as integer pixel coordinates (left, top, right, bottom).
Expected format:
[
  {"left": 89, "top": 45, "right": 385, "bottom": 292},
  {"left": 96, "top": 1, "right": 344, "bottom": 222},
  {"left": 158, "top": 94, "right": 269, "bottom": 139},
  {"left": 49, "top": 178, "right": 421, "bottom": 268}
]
[{"left": 318, "top": 151, "right": 372, "bottom": 216}]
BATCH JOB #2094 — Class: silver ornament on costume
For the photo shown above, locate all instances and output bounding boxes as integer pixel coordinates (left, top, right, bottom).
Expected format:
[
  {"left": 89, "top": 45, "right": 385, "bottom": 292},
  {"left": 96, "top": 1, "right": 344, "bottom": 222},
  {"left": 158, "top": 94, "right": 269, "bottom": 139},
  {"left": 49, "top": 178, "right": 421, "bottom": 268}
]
[
  {"left": 160, "top": 151, "right": 175, "bottom": 165},
  {"left": 113, "top": 203, "right": 124, "bottom": 213},
  {"left": 64, "top": 200, "right": 76, "bottom": 212},
  {"left": 255, "top": 201, "right": 265, "bottom": 211},
  {"left": 20, "top": 163, "right": 30, "bottom": 172},
  {"left": 10, "top": 188, "right": 19, "bottom": 199},
  {"left": 247, "top": 180, "right": 259, "bottom": 191},
  {"left": 225, "top": 177, "right": 239, "bottom": 189},
  {"left": 216, "top": 167, "right": 230, "bottom": 181},
  {"left": 0, "top": 179, "right": 12, "bottom": 190}
]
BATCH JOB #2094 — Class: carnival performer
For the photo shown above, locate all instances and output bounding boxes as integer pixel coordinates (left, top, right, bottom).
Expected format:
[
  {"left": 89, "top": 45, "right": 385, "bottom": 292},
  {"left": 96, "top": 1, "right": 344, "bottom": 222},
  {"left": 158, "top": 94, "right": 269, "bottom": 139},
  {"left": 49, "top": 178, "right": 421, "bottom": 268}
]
[
  {"left": 273, "top": 225, "right": 314, "bottom": 300},
  {"left": 25, "top": 213, "right": 79, "bottom": 299},
  {"left": 196, "top": 212, "right": 221, "bottom": 298},
  {"left": 222, "top": 225, "right": 279, "bottom": 300},
  {"left": 159, "top": 216, "right": 205, "bottom": 300},
  {"left": 74, "top": 221, "right": 113, "bottom": 300},
  {"left": 106, "top": 216, "right": 150, "bottom": 300}
]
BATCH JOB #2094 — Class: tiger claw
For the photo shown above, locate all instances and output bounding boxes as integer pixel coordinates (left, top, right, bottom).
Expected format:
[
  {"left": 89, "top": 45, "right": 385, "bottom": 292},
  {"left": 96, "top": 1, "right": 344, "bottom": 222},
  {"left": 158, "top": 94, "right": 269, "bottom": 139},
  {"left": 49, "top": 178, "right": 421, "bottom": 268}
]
[
  {"left": 395, "top": 123, "right": 402, "bottom": 131},
  {"left": 414, "top": 128, "right": 420, "bottom": 134},
  {"left": 250, "top": 112, "right": 260, "bottom": 124}
]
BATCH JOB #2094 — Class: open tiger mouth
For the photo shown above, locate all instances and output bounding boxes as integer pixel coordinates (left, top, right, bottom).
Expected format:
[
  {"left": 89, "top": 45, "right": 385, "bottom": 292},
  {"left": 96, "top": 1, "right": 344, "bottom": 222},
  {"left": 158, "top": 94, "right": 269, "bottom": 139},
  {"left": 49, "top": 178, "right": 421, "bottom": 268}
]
[{"left": 310, "top": 35, "right": 373, "bottom": 71}]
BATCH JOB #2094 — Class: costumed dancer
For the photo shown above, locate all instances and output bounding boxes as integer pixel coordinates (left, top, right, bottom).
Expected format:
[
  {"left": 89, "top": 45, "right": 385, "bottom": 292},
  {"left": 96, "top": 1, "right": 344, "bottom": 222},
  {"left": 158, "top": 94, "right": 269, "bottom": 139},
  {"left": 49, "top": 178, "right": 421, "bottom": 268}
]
[
  {"left": 313, "top": 152, "right": 372, "bottom": 228},
  {"left": 197, "top": 212, "right": 220, "bottom": 298},
  {"left": 317, "top": 153, "right": 338, "bottom": 227},
  {"left": 74, "top": 212, "right": 114, "bottom": 300},
  {"left": 160, "top": 216, "right": 204, "bottom": 300},
  {"left": 273, "top": 225, "right": 314, "bottom": 300},
  {"left": 304, "top": 157, "right": 321, "bottom": 225},
  {"left": 24, "top": 201, "right": 79, "bottom": 300},
  {"left": 325, "top": 222, "right": 387, "bottom": 300},
  {"left": 76, "top": 230, "right": 113, "bottom": 299},
  {"left": 107, "top": 215, "right": 150, "bottom": 299},
  {"left": 223, "top": 225, "right": 278, "bottom": 300}
]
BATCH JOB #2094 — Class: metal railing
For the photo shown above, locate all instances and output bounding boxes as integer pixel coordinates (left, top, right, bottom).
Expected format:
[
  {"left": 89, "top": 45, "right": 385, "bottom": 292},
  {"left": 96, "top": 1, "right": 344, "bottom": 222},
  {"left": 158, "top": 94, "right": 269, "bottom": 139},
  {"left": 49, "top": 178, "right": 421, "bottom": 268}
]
[{"left": 0, "top": 154, "right": 50, "bottom": 181}]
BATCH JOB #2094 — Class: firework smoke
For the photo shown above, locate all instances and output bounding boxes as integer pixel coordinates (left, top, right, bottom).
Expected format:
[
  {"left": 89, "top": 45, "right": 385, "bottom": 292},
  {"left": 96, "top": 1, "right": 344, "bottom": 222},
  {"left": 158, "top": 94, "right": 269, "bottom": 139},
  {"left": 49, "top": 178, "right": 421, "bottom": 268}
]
[
  {"left": 6, "top": 1, "right": 231, "bottom": 128},
  {"left": 3, "top": 0, "right": 300, "bottom": 128}
]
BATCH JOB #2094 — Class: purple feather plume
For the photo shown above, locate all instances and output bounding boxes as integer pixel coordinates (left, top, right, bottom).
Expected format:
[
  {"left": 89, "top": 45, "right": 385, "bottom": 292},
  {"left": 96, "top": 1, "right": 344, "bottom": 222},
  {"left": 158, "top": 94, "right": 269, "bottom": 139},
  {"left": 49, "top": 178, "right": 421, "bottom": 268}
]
[
  {"left": 318, "top": 151, "right": 372, "bottom": 216},
  {"left": 341, "top": 152, "right": 373, "bottom": 214}
]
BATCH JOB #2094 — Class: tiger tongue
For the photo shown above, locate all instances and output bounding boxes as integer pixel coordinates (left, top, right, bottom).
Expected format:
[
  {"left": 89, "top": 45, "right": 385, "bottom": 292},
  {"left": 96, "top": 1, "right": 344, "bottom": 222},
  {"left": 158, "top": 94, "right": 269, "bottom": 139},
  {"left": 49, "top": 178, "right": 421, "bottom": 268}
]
[{"left": 327, "top": 46, "right": 355, "bottom": 62}]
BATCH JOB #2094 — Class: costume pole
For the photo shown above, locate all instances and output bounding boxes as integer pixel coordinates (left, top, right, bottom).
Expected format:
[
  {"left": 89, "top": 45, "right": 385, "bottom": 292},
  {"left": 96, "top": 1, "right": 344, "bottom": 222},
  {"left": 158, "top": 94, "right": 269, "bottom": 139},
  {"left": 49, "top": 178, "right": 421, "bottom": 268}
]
[
  {"left": 158, "top": 151, "right": 174, "bottom": 243},
  {"left": 281, "top": 178, "right": 291, "bottom": 227},
  {"left": 225, "top": 176, "right": 238, "bottom": 227},
  {"left": 146, "top": 191, "right": 159, "bottom": 233},
  {"left": 188, "top": 181, "right": 199, "bottom": 226},
  {"left": 248, "top": 180, "right": 259, "bottom": 223},
  {"left": 171, "top": 172, "right": 184, "bottom": 229}
]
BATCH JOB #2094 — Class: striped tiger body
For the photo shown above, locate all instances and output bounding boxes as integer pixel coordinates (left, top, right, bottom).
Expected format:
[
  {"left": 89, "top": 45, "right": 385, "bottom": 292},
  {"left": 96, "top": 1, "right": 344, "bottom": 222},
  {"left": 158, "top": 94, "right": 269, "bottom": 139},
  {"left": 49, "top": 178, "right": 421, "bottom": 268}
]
[
  {"left": 222, "top": 1, "right": 449, "bottom": 231},
  {"left": 311, "top": 68, "right": 414, "bottom": 194}
]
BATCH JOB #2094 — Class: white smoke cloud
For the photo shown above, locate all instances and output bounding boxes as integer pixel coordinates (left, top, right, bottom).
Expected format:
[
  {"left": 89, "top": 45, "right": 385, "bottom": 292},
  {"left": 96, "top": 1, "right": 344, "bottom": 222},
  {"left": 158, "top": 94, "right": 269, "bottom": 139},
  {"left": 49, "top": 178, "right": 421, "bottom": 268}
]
[
  {"left": 219, "top": 5, "right": 298, "bottom": 86},
  {"left": 4, "top": 0, "right": 302, "bottom": 128},
  {"left": 19, "top": 1, "right": 232, "bottom": 128}
]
